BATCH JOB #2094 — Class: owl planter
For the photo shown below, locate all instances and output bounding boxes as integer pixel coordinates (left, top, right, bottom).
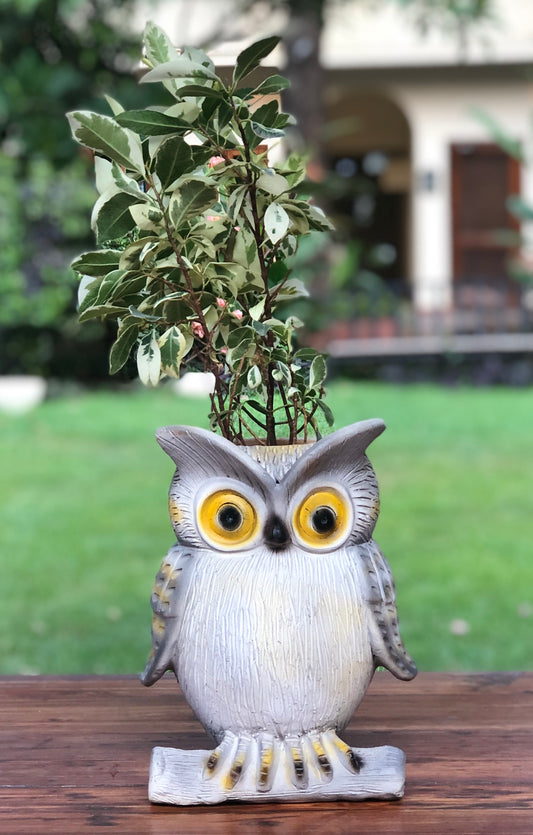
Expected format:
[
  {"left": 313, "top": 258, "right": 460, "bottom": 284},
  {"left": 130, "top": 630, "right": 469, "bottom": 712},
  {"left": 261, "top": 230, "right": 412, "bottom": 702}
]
[{"left": 142, "top": 418, "right": 417, "bottom": 806}]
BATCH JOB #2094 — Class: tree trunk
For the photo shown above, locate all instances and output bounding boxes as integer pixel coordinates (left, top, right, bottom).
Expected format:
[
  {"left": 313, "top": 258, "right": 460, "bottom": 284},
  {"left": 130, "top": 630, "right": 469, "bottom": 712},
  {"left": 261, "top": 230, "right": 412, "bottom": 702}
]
[{"left": 282, "top": 1, "right": 325, "bottom": 175}]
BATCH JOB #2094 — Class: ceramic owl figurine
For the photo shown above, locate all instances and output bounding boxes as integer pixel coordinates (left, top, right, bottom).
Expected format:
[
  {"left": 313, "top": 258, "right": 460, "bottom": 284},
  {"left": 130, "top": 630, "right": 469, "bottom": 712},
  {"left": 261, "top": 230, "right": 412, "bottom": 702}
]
[{"left": 142, "top": 419, "right": 416, "bottom": 805}]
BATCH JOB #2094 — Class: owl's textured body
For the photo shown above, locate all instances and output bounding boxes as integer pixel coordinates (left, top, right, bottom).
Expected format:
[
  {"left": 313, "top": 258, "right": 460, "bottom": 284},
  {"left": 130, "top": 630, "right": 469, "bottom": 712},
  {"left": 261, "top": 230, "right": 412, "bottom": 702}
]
[
  {"left": 155, "top": 545, "right": 374, "bottom": 741},
  {"left": 143, "top": 421, "right": 417, "bottom": 805}
]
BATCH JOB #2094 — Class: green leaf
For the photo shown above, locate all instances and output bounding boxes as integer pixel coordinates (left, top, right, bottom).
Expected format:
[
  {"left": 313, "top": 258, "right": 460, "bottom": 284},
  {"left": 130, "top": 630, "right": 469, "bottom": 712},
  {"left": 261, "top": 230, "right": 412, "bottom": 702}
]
[
  {"left": 470, "top": 106, "right": 524, "bottom": 161},
  {"left": 272, "top": 277, "right": 309, "bottom": 300},
  {"left": 233, "top": 226, "right": 260, "bottom": 272},
  {"left": 308, "top": 204, "right": 335, "bottom": 232},
  {"left": 285, "top": 314, "right": 304, "bottom": 330},
  {"left": 143, "top": 21, "right": 176, "bottom": 66},
  {"left": 264, "top": 202, "right": 290, "bottom": 244},
  {"left": 256, "top": 171, "right": 290, "bottom": 197},
  {"left": 77, "top": 275, "right": 97, "bottom": 309},
  {"left": 250, "top": 101, "right": 279, "bottom": 127},
  {"left": 180, "top": 45, "right": 215, "bottom": 73},
  {"left": 274, "top": 361, "right": 291, "bottom": 388},
  {"left": 159, "top": 325, "right": 191, "bottom": 378},
  {"left": 109, "top": 322, "right": 139, "bottom": 374},
  {"left": 316, "top": 398, "right": 335, "bottom": 427},
  {"left": 233, "top": 37, "right": 280, "bottom": 85},
  {"left": 252, "top": 320, "right": 270, "bottom": 337},
  {"left": 78, "top": 276, "right": 103, "bottom": 314},
  {"left": 109, "top": 274, "right": 147, "bottom": 301},
  {"left": 248, "top": 298, "right": 265, "bottom": 320},
  {"left": 140, "top": 59, "right": 219, "bottom": 83},
  {"left": 227, "top": 325, "right": 256, "bottom": 349},
  {"left": 118, "top": 238, "right": 154, "bottom": 271},
  {"left": 95, "top": 269, "right": 128, "bottom": 306},
  {"left": 154, "top": 135, "right": 193, "bottom": 189},
  {"left": 165, "top": 101, "right": 202, "bottom": 122},
  {"left": 128, "top": 306, "right": 161, "bottom": 322},
  {"left": 226, "top": 185, "right": 248, "bottom": 223},
  {"left": 251, "top": 122, "right": 285, "bottom": 140},
  {"left": 507, "top": 194, "right": 533, "bottom": 221},
  {"left": 137, "top": 330, "right": 161, "bottom": 386},
  {"left": 94, "top": 156, "right": 114, "bottom": 195},
  {"left": 169, "top": 84, "right": 226, "bottom": 100},
  {"left": 78, "top": 304, "right": 129, "bottom": 323},
  {"left": 94, "top": 192, "right": 139, "bottom": 244},
  {"left": 247, "top": 364, "right": 262, "bottom": 389},
  {"left": 129, "top": 203, "right": 164, "bottom": 232},
  {"left": 66, "top": 111, "right": 144, "bottom": 174},
  {"left": 251, "top": 75, "right": 290, "bottom": 96},
  {"left": 110, "top": 164, "right": 148, "bottom": 200},
  {"left": 207, "top": 262, "right": 247, "bottom": 293},
  {"left": 104, "top": 95, "right": 125, "bottom": 116},
  {"left": 228, "top": 338, "right": 257, "bottom": 365},
  {"left": 115, "top": 110, "right": 194, "bottom": 136},
  {"left": 71, "top": 249, "right": 122, "bottom": 277},
  {"left": 309, "top": 354, "right": 327, "bottom": 390},
  {"left": 294, "top": 348, "right": 320, "bottom": 362},
  {"left": 169, "top": 180, "right": 217, "bottom": 227}
]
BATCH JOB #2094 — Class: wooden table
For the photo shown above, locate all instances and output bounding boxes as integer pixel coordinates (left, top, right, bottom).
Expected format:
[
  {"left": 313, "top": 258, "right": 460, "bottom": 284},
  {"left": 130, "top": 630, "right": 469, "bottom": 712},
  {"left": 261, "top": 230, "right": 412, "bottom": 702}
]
[{"left": 1, "top": 672, "right": 531, "bottom": 834}]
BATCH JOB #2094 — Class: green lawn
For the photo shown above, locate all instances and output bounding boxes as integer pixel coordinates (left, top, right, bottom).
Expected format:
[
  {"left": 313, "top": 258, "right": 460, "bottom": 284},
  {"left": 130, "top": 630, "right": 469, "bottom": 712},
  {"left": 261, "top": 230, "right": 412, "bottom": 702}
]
[{"left": 1, "top": 380, "right": 531, "bottom": 674}]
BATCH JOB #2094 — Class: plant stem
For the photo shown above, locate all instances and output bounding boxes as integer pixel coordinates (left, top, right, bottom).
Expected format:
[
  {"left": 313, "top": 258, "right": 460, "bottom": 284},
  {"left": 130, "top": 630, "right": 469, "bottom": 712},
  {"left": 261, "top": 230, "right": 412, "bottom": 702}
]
[{"left": 147, "top": 173, "right": 231, "bottom": 437}]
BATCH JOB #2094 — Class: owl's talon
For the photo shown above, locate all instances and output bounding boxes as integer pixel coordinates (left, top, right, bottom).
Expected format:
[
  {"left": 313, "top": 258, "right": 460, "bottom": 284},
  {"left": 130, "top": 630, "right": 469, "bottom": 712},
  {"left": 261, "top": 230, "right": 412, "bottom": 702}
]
[
  {"left": 225, "top": 736, "right": 250, "bottom": 790},
  {"left": 326, "top": 732, "right": 364, "bottom": 774},
  {"left": 204, "top": 748, "right": 221, "bottom": 776},
  {"left": 348, "top": 749, "right": 364, "bottom": 772},
  {"left": 285, "top": 736, "right": 308, "bottom": 789},
  {"left": 257, "top": 734, "right": 276, "bottom": 792},
  {"left": 308, "top": 733, "right": 333, "bottom": 782},
  {"left": 203, "top": 733, "right": 252, "bottom": 790},
  {"left": 201, "top": 729, "right": 368, "bottom": 796}
]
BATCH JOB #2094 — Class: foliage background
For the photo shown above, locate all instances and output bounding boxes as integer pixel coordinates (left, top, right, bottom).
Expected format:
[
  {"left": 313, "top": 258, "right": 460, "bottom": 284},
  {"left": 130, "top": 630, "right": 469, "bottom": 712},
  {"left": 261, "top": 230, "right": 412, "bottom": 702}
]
[{"left": 0, "top": 0, "right": 167, "bottom": 377}]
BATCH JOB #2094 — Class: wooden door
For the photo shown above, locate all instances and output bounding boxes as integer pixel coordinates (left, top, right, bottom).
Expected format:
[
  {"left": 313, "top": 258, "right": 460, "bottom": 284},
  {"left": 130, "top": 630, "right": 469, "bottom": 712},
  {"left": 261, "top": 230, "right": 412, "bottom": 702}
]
[{"left": 451, "top": 142, "right": 520, "bottom": 308}]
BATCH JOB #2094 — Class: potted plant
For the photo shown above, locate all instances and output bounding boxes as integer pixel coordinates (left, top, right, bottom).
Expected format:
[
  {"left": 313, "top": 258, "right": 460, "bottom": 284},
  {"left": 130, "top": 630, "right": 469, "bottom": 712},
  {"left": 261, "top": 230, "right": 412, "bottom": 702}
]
[{"left": 68, "top": 21, "right": 416, "bottom": 806}]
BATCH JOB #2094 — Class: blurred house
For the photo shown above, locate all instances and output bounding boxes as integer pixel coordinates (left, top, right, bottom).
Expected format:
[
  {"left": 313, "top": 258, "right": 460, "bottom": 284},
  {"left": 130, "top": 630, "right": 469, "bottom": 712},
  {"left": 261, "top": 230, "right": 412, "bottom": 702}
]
[
  {"left": 319, "top": 0, "right": 533, "bottom": 349},
  {"left": 142, "top": 0, "right": 533, "bottom": 358}
]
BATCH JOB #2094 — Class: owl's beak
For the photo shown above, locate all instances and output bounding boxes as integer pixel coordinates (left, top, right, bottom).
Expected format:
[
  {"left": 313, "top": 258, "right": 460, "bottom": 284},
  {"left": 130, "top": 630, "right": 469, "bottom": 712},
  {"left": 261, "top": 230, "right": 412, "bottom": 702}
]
[{"left": 264, "top": 516, "right": 290, "bottom": 551}]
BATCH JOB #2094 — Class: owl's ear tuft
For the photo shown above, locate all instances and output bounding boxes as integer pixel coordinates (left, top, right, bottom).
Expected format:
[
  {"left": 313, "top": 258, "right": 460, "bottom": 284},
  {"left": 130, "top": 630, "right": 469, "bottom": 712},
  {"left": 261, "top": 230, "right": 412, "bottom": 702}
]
[
  {"left": 155, "top": 425, "right": 274, "bottom": 490},
  {"left": 333, "top": 418, "right": 386, "bottom": 453},
  {"left": 155, "top": 425, "right": 200, "bottom": 464},
  {"left": 155, "top": 425, "right": 240, "bottom": 468},
  {"left": 284, "top": 419, "right": 386, "bottom": 544}
]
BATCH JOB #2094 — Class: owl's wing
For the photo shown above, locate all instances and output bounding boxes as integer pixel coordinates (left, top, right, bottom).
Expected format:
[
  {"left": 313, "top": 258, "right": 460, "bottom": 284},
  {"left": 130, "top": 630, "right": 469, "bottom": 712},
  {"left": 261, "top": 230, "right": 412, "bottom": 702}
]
[
  {"left": 359, "top": 539, "right": 417, "bottom": 681},
  {"left": 140, "top": 544, "right": 191, "bottom": 686}
]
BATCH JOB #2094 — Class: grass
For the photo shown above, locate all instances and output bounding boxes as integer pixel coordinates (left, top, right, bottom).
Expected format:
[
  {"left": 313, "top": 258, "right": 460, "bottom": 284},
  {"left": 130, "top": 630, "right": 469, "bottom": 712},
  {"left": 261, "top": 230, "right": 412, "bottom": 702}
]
[{"left": 1, "top": 379, "right": 532, "bottom": 675}]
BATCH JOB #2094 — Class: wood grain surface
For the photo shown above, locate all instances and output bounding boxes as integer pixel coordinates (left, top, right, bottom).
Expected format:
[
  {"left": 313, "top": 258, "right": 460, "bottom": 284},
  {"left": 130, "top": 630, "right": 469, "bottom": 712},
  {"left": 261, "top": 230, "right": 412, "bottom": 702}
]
[{"left": 1, "top": 672, "right": 532, "bottom": 834}]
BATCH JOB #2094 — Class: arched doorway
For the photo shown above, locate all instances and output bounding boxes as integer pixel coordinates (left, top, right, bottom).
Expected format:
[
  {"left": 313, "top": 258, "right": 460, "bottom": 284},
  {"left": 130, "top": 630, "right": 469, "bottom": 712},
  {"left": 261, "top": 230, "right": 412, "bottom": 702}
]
[{"left": 323, "top": 86, "right": 412, "bottom": 290}]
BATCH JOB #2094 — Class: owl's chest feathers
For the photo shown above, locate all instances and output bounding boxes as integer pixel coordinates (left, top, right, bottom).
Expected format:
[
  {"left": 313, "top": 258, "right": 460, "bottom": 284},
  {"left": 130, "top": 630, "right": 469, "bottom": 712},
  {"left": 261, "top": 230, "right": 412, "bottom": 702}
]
[
  {"left": 175, "top": 548, "right": 373, "bottom": 736},
  {"left": 181, "top": 548, "right": 366, "bottom": 640}
]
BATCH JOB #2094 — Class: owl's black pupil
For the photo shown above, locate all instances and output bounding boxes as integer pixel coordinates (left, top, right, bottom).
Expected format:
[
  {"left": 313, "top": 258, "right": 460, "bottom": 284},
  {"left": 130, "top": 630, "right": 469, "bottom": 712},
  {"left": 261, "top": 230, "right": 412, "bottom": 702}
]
[
  {"left": 312, "top": 506, "right": 336, "bottom": 534},
  {"left": 218, "top": 504, "right": 242, "bottom": 531}
]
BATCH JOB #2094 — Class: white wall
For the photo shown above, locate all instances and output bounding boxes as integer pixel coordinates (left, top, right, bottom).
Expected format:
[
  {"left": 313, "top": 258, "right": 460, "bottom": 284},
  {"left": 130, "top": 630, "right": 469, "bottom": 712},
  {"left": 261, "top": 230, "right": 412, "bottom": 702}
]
[
  {"left": 138, "top": 0, "right": 533, "bottom": 68},
  {"left": 323, "top": 0, "right": 533, "bottom": 68},
  {"left": 386, "top": 79, "right": 533, "bottom": 310}
]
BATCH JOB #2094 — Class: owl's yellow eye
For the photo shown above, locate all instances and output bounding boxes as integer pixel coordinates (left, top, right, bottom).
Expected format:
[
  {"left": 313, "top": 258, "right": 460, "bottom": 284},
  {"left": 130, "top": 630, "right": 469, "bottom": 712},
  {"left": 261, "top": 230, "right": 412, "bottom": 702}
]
[
  {"left": 293, "top": 488, "right": 351, "bottom": 550},
  {"left": 198, "top": 489, "right": 258, "bottom": 549}
]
